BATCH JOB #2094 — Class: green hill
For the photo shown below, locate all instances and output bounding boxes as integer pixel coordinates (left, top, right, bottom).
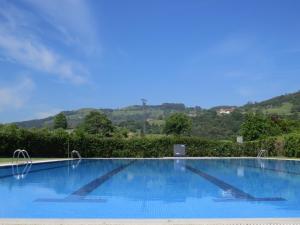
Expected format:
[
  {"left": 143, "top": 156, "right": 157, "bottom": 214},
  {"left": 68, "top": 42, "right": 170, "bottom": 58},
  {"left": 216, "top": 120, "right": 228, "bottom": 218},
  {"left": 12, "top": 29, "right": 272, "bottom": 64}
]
[
  {"left": 14, "top": 103, "right": 193, "bottom": 129},
  {"left": 12, "top": 91, "right": 300, "bottom": 139},
  {"left": 243, "top": 91, "right": 300, "bottom": 116}
]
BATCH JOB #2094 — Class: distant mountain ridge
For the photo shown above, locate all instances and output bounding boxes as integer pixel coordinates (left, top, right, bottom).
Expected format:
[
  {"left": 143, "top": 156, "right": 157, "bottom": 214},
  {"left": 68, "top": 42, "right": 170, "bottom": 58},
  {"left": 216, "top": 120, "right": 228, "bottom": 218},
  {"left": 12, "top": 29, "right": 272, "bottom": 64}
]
[
  {"left": 242, "top": 91, "right": 300, "bottom": 115},
  {"left": 13, "top": 90, "right": 300, "bottom": 129},
  {"left": 14, "top": 103, "right": 194, "bottom": 128}
]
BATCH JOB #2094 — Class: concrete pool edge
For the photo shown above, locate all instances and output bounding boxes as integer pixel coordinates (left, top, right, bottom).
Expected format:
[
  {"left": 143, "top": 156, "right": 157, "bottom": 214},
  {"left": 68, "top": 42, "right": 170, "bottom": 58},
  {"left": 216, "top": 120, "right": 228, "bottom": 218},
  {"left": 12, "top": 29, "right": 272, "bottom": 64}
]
[
  {"left": 85, "top": 156, "right": 300, "bottom": 162},
  {"left": 1, "top": 156, "right": 300, "bottom": 168},
  {"left": 1, "top": 218, "right": 300, "bottom": 225},
  {"left": 0, "top": 158, "right": 72, "bottom": 167}
]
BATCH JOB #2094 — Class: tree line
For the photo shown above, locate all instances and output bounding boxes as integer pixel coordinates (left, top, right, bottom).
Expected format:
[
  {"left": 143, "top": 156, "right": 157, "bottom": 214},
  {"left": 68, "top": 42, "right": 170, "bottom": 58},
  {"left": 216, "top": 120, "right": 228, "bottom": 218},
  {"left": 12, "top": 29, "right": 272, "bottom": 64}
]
[{"left": 52, "top": 110, "right": 300, "bottom": 141}]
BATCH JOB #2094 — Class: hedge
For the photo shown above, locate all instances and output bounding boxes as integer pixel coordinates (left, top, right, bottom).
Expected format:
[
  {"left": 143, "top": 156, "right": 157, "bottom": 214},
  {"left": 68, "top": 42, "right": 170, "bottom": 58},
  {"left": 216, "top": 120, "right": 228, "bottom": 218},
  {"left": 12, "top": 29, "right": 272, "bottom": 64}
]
[{"left": 0, "top": 127, "right": 300, "bottom": 158}]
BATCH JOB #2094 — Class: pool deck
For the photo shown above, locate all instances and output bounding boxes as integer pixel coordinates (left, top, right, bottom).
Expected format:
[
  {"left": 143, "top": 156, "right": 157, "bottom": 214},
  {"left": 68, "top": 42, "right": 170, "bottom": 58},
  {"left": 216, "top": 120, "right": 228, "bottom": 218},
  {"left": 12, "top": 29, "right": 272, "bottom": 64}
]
[
  {"left": 0, "top": 158, "right": 71, "bottom": 167},
  {"left": 1, "top": 218, "right": 300, "bottom": 225},
  {"left": 1, "top": 156, "right": 300, "bottom": 168}
]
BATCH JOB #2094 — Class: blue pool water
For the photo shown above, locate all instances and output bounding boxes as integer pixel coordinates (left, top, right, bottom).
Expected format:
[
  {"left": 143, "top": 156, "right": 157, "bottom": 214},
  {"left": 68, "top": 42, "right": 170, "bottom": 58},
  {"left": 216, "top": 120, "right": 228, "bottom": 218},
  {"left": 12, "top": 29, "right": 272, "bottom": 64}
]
[{"left": 0, "top": 158, "right": 300, "bottom": 218}]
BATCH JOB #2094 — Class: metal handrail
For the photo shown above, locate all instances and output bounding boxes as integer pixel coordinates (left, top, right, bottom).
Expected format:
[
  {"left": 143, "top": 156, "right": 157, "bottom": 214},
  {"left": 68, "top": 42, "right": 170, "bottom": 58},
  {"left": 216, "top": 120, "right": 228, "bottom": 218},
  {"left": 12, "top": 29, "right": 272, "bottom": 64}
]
[
  {"left": 71, "top": 150, "right": 82, "bottom": 159},
  {"left": 12, "top": 149, "right": 32, "bottom": 180},
  {"left": 12, "top": 161, "right": 32, "bottom": 180},
  {"left": 12, "top": 149, "right": 32, "bottom": 165},
  {"left": 257, "top": 149, "right": 267, "bottom": 158},
  {"left": 71, "top": 158, "right": 82, "bottom": 169},
  {"left": 70, "top": 150, "right": 82, "bottom": 170}
]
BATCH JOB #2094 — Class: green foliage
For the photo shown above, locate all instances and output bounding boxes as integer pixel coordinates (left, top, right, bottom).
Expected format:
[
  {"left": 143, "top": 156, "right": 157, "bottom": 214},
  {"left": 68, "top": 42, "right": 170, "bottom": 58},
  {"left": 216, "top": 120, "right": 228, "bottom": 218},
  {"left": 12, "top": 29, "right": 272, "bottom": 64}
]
[
  {"left": 11, "top": 104, "right": 204, "bottom": 136},
  {"left": 241, "top": 134, "right": 300, "bottom": 158},
  {"left": 191, "top": 109, "right": 244, "bottom": 139},
  {"left": 164, "top": 113, "right": 192, "bottom": 136},
  {"left": 118, "top": 120, "right": 143, "bottom": 132},
  {"left": 0, "top": 126, "right": 68, "bottom": 157},
  {"left": 112, "top": 127, "right": 129, "bottom": 138},
  {"left": 10, "top": 90, "right": 300, "bottom": 140},
  {"left": 240, "top": 113, "right": 283, "bottom": 141},
  {"left": 53, "top": 113, "right": 68, "bottom": 129},
  {"left": 1, "top": 125, "right": 300, "bottom": 158},
  {"left": 0, "top": 125, "right": 239, "bottom": 158},
  {"left": 283, "top": 134, "right": 300, "bottom": 157},
  {"left": 11, "top": 89, "right": 300, "bottom": 139},
  {"left": 82, "top": 111, "right": 114, "bottom": 136},
  {"left": 291, "top": 104, "right": 300, "bottom": 113},
  {"left": 243, "top": 91, "right": 300, "bottom": 116}
]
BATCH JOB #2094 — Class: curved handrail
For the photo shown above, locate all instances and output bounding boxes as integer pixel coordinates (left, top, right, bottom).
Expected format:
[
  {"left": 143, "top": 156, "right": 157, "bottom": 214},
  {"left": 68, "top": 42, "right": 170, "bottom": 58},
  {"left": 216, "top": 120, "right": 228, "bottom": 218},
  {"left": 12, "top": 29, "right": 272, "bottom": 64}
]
[
  {"left": 71, "top": 150, "right": 82, "bottom": 159},
  {"left": 12, "top": 161, "right": 32, "bottom": 180},
  {"left": 71, "top": 158, "right": 82, "bottom": 169},
  {"left": 12, "top": 149, "right": 21, "bottom": 163},
  {"left": 12, "top": 149, "right": 32, "bottom": 180},
  {"left": 257, "top": 149, "right": 267, "bottom": 158},
  {"left": 12, "top": 149, "right": 32, "bottom": 165},
  {"left": 22, "top": 150, "right": 32, "bottom": 163},
  {"left": 70, "top": 150, "right": 82, "bottom": 170}
]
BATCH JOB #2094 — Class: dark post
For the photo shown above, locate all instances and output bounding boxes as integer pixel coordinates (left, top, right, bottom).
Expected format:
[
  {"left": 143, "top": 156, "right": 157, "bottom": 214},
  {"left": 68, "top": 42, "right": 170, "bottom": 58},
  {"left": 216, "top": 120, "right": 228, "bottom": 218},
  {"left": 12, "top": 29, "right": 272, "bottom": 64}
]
[{"left": 141, "top": 98, "right": 147, "bottom": 135}]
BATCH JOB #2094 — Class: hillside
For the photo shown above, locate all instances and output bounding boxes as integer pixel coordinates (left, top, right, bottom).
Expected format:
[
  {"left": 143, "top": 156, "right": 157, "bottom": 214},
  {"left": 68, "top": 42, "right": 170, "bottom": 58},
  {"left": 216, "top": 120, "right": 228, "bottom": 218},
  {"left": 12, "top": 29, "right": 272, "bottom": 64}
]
[
  {"left": 14, "top": 103, "right": 196, "bottom": 128},
  {"left": 12, "top": 91, "right": 300, "bottom": 139},
  {"left": 242, "top": 91, "right": 300, "bottom": 117}
]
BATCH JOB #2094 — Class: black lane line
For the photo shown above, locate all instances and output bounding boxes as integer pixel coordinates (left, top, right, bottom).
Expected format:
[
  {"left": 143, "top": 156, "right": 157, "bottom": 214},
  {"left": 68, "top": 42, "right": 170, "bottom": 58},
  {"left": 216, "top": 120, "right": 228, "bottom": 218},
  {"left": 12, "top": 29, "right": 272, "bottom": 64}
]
[
  {"left": 0, "top": 159, "right": 92, "bottom": 180},
  {"left": 35, "top": 160, "right": 136, "bottom": 203},
  {"left": 66, "top": 160, "right": 136, "bottom": 200},
  {"left": 185, "top": 165, "right": 285, "bottom": 202}
]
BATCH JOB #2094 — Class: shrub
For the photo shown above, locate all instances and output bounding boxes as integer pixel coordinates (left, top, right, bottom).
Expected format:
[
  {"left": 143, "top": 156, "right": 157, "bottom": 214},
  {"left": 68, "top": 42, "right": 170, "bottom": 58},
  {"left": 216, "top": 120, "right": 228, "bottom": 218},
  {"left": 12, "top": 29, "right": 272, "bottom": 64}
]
[
  {"left": 283, "top": 134, "right": 300, "bottom": 157},
  {"left": 1, "top": 126, "right": 300, "bottom": 158}
]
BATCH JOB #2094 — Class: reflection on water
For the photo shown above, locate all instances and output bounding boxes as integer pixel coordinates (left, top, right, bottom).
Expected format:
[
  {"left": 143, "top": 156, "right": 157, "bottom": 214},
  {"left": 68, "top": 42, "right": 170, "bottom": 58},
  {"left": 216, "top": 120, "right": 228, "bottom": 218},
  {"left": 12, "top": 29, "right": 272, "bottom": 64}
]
[
  {"left": 1, "top": 158, "right": 300, "bottom": 218},
  {"left": 70, "top": 158, "right": 82, "bottom": 170},
  {"left": 174, "top": 159, "right": 185, "bottom": 172},
  {"left": 12, "top": 161, "right": 32, "bottom": 180},
  {"left": 237, "top": 166, "right": 244, "bottom": 177}
]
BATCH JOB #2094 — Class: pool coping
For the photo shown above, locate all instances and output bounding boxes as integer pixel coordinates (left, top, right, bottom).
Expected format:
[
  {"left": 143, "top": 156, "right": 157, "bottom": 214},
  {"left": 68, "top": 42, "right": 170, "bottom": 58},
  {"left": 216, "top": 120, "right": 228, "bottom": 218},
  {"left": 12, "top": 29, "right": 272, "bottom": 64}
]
[
  {"left": 87, "top": 156, "right": 300, "bottom": 160},
  {"left": 0, "top": 158, "right": 72, "bottom": 167},
  {"left": 1, "top": 156, "right": 300, "bottom": 168},
  {"left": 1, "top": 218, "right": 300, "bottom": 225}
]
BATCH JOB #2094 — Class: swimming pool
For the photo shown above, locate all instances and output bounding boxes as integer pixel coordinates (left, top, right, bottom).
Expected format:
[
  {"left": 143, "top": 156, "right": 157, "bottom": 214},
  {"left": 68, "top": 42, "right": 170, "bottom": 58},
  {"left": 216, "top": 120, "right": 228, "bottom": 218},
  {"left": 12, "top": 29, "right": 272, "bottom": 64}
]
[{"left": 0, "top": 158, "right": 300, "bottom": 218}]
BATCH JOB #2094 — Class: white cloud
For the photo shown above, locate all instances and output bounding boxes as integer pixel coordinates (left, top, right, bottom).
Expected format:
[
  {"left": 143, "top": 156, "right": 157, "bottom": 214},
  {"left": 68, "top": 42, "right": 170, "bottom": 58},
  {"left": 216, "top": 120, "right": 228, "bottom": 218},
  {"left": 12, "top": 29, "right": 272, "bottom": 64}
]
[
  {"left": 25, "top": 0, "right": 98, "bottom": 54},
  {"left": 0, "top": 77, "right": 35, "bottom": 111},
  {"left": 0, "top": 1, "right": 93, "bottom": 84},
  {"left": 0, "top": 32, "right": 87, "bottom": 84}
]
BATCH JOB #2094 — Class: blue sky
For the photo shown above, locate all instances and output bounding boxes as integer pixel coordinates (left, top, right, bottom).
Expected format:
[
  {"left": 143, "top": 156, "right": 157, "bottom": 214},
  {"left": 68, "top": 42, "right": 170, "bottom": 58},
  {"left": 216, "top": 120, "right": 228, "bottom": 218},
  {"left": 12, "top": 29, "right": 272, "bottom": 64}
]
[{"left": 0, "top": 0, "right": 300, "bottom": 122}]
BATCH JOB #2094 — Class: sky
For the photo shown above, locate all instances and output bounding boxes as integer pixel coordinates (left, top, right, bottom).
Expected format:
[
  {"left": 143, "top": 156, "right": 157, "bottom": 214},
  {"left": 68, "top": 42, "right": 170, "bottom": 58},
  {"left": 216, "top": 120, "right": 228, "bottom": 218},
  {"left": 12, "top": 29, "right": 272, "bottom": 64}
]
[{"left": 0, "top": 0, "right": 300, "bottom": 122}]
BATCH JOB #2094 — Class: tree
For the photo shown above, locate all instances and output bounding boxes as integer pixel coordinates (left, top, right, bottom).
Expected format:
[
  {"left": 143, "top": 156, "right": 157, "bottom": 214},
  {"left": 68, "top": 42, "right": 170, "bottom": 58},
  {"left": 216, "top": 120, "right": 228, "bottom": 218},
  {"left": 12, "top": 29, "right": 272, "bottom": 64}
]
[
  {"left": 83, "top": 111, "right": 114, "bottom": 136},
  {"left": 53, "top": 113, "right": 68, "bottom": 129},
  {"left": 164, "top": 113, "right": 192, "bottom": 136},
  {"left": 112, "top": 127, "right": 129, "bottom": 138},
  {"left": 240, "top": 113, "right": 282, "bottom": 141}
]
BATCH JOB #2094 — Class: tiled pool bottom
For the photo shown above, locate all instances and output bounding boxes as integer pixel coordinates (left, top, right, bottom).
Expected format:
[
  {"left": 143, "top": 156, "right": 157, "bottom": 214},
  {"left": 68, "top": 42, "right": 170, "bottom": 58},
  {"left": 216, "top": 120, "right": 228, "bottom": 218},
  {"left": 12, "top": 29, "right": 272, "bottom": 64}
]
[{"left": 1, "top": 158, "right": 300, "bottom": 218}]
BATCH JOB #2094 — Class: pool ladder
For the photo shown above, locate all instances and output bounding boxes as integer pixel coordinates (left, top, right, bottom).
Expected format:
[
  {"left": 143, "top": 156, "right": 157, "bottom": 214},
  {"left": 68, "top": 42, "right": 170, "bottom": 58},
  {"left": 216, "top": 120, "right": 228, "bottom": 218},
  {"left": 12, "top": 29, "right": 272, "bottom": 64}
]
[
  {"left": 70, "top": 150, "right": 82, "bottom": 169},
  {"left": 12, "top": 149, "right": 32, "bottom": 180},
  {"left": 71, "top": 150, "right": 82, "bottom": 159},
  {"left": 12, "top": 149, "right": 32, "bottom": 165},
  {"left": 257, "top": 149, "right": 267, "bottom": 158}
]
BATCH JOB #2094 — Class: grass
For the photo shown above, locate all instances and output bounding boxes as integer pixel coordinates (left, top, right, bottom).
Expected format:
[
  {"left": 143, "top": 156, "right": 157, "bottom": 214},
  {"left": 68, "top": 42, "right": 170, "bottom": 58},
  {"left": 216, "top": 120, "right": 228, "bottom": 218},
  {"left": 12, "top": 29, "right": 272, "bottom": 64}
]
[
  {"left": 0, "top": 158, "right": 65, "bottom": 165},
  {"left": 147, "top": 119, "right": 165, "bottom": 126}
]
